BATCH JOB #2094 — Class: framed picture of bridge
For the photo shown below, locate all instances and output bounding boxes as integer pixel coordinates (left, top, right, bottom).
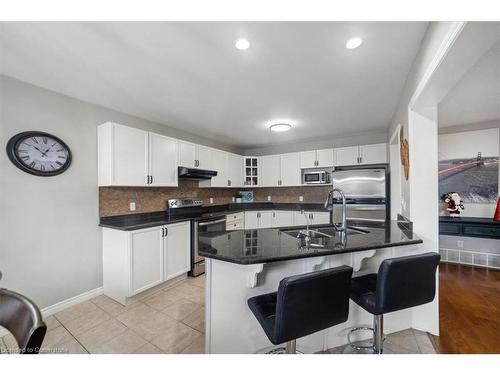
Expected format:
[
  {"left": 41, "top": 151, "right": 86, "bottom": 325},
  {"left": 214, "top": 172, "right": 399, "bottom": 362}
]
[{"left": 438, "top": 128, "right": 499, "bottom": 203}]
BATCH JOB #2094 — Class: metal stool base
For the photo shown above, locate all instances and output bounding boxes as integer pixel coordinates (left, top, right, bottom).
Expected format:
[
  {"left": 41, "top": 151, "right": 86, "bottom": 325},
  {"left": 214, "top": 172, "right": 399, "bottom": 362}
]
[{"left": 343, "top": 344, "right": 393, "bottom": 354}]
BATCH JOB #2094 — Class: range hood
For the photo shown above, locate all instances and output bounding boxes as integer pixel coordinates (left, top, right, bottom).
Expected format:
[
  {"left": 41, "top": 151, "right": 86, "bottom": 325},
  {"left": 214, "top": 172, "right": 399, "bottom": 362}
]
[{"left": 178, "top": 166, "right": 218, "bottom": 180}]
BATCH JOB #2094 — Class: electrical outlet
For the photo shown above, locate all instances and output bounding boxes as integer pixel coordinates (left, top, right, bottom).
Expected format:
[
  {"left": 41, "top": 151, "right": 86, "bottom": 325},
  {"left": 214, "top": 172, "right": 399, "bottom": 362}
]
[
  {"left": 457, "top": 240, "right": 464, "bottom": 248},
  {"left": 129, "top": 202, "right": 136, "bottom": 211},
  {"left": 232, "top": 197, "right": 235, "bottom": 203},
  {"left": 299, "top": 196, "right": 304, "bottom": 202},
  {"left": 267, "top": 196, "right": 271, "bottom": 201},
  {"left": 210, "top": 197, "right": 214, "bottom": 204}
]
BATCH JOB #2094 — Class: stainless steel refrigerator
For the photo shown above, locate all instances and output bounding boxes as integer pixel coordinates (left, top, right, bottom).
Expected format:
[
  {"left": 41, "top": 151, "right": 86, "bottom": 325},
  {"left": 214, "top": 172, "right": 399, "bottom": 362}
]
[{"left": 330, "top": 164, "right": 389, "bottom": 223}]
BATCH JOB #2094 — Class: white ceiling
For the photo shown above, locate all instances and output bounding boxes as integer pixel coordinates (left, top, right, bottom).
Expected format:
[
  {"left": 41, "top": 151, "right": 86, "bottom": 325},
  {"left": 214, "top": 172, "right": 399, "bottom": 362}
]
[
  {"left": 0, "top": 22, "right": 428, "bottom": 148},
  {"left": 439, "top": 40, "right": 500, "bottom": 127}
]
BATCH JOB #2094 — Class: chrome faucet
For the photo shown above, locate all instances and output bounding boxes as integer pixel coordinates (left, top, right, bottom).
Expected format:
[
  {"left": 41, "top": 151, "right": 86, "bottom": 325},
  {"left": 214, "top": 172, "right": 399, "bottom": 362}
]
[
  {"left": 325, "top": 188, "right": 347, "bottom": 232},
  {"left": 296, "top": 210, "right": 312, "bottom": 247}
]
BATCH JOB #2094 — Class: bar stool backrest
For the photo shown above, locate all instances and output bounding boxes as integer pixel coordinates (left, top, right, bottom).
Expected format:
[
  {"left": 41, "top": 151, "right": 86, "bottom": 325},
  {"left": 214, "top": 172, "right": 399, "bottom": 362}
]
[
  {"left": 376, "top": 252, "right": 441, "bottom": 315},
  {"left": 0, "top": 288, "right": 46, "bottom": 354},
  {"left": 274, "top": 265, "right": 353, "bottom": 344}
]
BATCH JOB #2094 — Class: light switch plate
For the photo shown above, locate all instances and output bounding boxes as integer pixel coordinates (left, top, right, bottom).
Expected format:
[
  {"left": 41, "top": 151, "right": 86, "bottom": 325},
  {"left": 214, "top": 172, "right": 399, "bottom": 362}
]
[
  {"left": 129, "top": 202, "right": 136, "bottom": 211},
  {"left": 210, "top": 197, "right": 214, "bottom": 204},
  {"left": 267, "top": 196, "right": 271, "bottom": 201},
  {"left": 299, "top": 196, "right": 304, "bottom": 202}
]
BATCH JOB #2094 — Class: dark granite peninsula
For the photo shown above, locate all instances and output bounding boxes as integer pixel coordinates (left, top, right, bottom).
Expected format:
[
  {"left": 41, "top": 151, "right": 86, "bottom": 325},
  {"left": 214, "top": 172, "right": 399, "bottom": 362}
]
[{"left": 198, "top": 220, "right": 422, "bottom": 264}]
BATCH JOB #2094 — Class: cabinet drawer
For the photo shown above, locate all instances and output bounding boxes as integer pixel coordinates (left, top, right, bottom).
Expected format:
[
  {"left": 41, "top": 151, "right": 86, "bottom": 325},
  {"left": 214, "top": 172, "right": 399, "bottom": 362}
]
[
  {"left": 439, "top": 223, "right": 462, "bottom": 235},
  {"left": 226, "top": 220, "right": 244, "bottom": 230},
  {"left": 463, "top": 224, "right": 500, "bottom": 239},
  {"left": 226, "top": 212, "right": 244, "bottom": 223}
]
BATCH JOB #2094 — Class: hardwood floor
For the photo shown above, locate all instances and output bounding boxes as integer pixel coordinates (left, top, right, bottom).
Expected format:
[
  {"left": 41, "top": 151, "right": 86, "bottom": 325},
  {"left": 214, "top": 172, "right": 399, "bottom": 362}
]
[{"left": 429, "top": 262, "right": 500, "bottom": 354}]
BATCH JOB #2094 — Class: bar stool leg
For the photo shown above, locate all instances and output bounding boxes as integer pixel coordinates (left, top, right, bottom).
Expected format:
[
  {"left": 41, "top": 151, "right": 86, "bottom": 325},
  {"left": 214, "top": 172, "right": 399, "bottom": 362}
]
[
  {"left": 286, "top": 340, "right": 297, "bottom": 354},
  {"left": 373, "top": 315, "right": 384, "bottom": 354}
]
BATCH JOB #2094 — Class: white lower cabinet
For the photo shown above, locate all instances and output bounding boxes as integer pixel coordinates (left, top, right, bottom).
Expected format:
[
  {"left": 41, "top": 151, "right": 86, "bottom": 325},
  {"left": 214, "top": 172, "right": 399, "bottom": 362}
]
[
  {"left": 244, "top": 211, "right": 272, "bottom": 229},
  {"left": 293, "top": 211, "right": 330, "bottom": 226},
  {"left": 103, "top": 221, "right": 191, "bottom": 304},
  {"left": 272, "top": 211, "right": 294, "bottom": 227}
]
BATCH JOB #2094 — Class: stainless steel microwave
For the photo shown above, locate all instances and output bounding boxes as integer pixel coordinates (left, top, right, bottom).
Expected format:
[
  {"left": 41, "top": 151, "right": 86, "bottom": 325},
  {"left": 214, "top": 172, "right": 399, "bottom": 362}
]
[{"left": 303, "top": 170, "right": 329, "bottom": 184}]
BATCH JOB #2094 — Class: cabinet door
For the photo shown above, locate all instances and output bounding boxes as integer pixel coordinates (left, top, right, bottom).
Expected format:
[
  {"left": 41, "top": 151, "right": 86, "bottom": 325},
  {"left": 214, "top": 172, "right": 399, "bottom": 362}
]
[
  {"left": 149, "top": 133, "right": 178, "bottom": 186},
  {"left": 259, "top": 211, "right": 273, "bottom": 228},
  {"left": 273, "top": 211, "right": 294, "bottom": 228},
  {"left": 130, "top": 227, "right": 164, "bottom": 295},
  {"left": 316, "top": 148, "right": 334, "bottom": 168},
  {"left": 311, "top": 212, "right": 330, "bottom": 225},
  {"left": 334, "top": 146, "right": 360, "bottom": 167},
  {"left": 280, "top": 152, "right": 301, "bottom": 186},
  {"left": 210, "top": 149, "right": 228, "bottom": 187},
  {"left": 178, "top": 140, "right": 196, "bottom": 168},
  {"left": 261, "top": 155, "right": 281, "bottom": 187},
  {"left": 300, "top": 150, "right": 317, "bottom": 169},
  {"left": 293, "top": 211, "right": 309, "bottom": 226},
  {"left": 227, "top": 153, "right": 243, "bottom": 187},
  {"left": 244, "top": 211, "right": 259, "bottom": 230},
  {"left": 113, "top": 124, "right": 148, "bottom": 186},
  {"left": 359, "top": 143, "right": 387, "bottom": 164},
  {"left": 164, "top": 222, "right": 191, "bottom": 280},
  {"left": 196, "top": 145, "right": 213, "bottom": 170}
]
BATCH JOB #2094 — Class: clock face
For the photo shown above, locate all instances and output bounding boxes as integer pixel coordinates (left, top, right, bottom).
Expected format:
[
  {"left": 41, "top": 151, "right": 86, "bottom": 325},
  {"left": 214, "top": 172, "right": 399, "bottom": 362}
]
[{"left": 7, "top": 132, "right": 72, "bottom": 176}]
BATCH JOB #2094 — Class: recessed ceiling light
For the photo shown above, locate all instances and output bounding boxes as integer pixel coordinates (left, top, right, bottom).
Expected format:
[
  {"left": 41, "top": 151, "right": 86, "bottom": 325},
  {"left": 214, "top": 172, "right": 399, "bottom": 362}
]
[
  {"left": 270, "top": 123, "right": 292, "bottom": 132},
  {"left": 235, "top": 38, "right": 250, "bottom": 50},
  {"left": 346, "top": 37, "right": 363, "bottom": 49}
]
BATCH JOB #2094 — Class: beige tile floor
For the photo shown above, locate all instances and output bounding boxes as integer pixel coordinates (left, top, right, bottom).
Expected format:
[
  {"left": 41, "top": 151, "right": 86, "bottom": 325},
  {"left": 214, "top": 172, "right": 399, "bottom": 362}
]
[
  {"left": 1, "top": 275, "right": 206, "bottom": 354},
  {"left": 1, "top": 273, "right": 435, "bottom": 354}
]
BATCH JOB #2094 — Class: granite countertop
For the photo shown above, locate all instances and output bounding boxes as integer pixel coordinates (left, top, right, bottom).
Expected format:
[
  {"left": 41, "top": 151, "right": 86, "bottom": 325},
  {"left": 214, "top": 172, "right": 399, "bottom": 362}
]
[
  {"left": 99, "top": 202, "right": 334, "bottom": 231},
  {"left": 439, "top": 216, "right": 500, "bottom": 225},
  {"left": 198, "top": 220, "right": 422, "bottom": 265}
]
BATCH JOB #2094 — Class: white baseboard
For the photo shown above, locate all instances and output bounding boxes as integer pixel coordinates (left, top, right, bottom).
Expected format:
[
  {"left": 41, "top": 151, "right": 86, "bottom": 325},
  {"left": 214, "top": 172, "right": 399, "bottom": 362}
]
[{"left": 0, "top": 287, "right": 103, "bottom": 338}]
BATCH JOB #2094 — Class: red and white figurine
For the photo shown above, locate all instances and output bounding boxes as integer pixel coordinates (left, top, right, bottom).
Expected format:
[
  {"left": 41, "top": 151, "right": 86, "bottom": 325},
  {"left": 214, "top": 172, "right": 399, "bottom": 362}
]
[{"left": 442, "top": 192, "right": 465, "bottom": 217}]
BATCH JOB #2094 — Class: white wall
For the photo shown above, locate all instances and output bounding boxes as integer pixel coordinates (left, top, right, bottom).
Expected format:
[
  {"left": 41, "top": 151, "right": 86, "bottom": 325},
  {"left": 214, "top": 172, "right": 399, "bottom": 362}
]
[{"left": 0, "top": 75, "right": 240, "bottom": 309}]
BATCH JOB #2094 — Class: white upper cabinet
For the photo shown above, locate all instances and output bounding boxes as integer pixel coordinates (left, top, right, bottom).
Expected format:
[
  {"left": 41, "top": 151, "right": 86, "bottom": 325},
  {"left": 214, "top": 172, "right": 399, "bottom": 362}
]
[
  {"left": 280, "top": 152, "right": 301, "bottom": 186},
  {"left": 334, "top": 146, "right": 360, "bottom": 167},
  {"left": 201, "top": 148, "right": 227, "bottom": 187},
  {"left": 148, "top": 133, "right": 178, "bottom": 186},
  {"left": 300, "top": 149, "right": 334, "bottom": 168},
  {"left": 334, "top": 143, "right": 387, "bottom": 167},
  {"left": 359, "top": 143, "right": 387, "bottom": 164},
  {"left": 316, "top": 148, "right": 334, "bottom": 167},
  {"left": 300, "top": 150, "right": 317, "bottom": 169},
  {"left": 261, "top": 154, "right": 281, "bottom": 187},
  {"left": 98, "top": 122, "right": 149, "bottom": 186},
  {"left": 178, "top": 140, "right": 197, "bottom": 168},
  {"left": 196, "top": 145, "right": 213, "bottom": 170},
  {"left": 227, "top": 153, "right": 243, "bottom": 188}
]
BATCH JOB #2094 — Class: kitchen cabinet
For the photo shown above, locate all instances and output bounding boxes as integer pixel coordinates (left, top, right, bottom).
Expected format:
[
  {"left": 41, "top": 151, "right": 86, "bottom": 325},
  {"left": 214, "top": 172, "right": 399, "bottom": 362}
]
[
  {"left": 293, "top": 211, "right": 330, "bottom": 226},
  {"left": 130, "top": 227, "right": 164, "bottom": 295},
  {"left": 243, "top": 157, "right": 260, "bottom": 186},
  {"left": 334, "top": 143, "right": 387, "bottom": 166},
  {"left": 244, "top": 211, "right": 273, "bottom": 229},
  {"left": 300, "top": 148, "right": 334, "bottom": 169},
  {"left": 197, "top": 145, "right": 213, "bottom": 170},
  {"left": 98, "top": 122, "right": 178, "bottom": 187},
  {"left": 359, "top": 143, "right": 387, "bottom": 164},
  {"left": 227, "top": 153, "right": 243, "bottom": 187},
  {"left": 261, "top": 155, "right": 281, "bottom": 187},
  {"left": 280, "top": 152, "right": 301, "bottom": 186},
  {"left": 201, "top": 148, "right": 227, "bottom": 187},
  {"left": 102, "top": 221, "right": 191, "bottom": 304},
  {"left": 272, "top": 211, "right": 294, "bottom": 228},
  {"left": 148, "top": 132, "right": 178, "bottom": 186},
  {"left": 164, "top": 221, "right": 191, "bottom": 280},
  {"left": 178, "top": 140, "right": 197, "bottom": 168},
  {"left": 261, "top": 153, "right": 301, "bottom": 187}
]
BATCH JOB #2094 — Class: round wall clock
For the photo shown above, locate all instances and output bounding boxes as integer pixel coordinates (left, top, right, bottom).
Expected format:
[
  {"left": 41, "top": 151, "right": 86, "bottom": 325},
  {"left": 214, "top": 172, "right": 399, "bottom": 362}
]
[{"left": 6, "top": 131, "right": 72, "bottom": 176}]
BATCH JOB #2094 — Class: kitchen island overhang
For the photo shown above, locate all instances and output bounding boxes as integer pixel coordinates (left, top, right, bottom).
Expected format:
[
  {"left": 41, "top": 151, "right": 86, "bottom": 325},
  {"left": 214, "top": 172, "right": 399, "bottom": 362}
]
[{"left": 200, "top": 220, "right": 433, "bottom": 354}]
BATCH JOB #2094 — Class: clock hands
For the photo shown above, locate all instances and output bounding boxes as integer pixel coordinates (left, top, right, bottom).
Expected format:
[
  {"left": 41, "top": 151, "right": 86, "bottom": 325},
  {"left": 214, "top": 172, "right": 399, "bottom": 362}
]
[{"left": 29, "top": 144, "right": 49, "bottom": 157}]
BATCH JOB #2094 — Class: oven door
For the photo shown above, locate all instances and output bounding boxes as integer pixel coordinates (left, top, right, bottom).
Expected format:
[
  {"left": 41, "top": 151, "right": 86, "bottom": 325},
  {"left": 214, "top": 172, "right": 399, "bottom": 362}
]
[{"left": 192, "top": 217, "right": 226, "bottom": 276}]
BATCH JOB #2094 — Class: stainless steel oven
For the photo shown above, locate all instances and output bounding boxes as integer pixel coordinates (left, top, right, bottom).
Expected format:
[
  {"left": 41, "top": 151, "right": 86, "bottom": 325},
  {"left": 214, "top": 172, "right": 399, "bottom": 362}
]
[{"left": 192, "top": 216, "right": 226, "bottom": 276}]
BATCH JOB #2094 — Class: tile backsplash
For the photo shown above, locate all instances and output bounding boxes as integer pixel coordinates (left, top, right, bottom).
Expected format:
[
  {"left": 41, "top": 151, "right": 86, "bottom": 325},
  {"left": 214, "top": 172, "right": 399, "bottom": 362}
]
[{"left": 99, "top": 180, "right": 331, "bottom": 217}]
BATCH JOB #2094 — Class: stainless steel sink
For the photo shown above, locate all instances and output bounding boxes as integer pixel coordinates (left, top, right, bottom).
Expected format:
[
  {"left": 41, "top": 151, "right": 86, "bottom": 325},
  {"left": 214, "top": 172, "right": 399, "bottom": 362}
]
[{"left": 282, "top": 225, "right": 370, "bottom": 239}]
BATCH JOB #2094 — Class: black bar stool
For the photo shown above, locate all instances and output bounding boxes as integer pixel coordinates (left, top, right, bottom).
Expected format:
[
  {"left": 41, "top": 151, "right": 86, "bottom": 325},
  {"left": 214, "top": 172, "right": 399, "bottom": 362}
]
[
  {"left": 247, "top": 266, "right": 353, "bottom": 354},
  {"left": 345, "top": 252, "right": 440, "bottom": 354},
  {"left": 0, "top": 288, "right": 47, "bottom": 354}
]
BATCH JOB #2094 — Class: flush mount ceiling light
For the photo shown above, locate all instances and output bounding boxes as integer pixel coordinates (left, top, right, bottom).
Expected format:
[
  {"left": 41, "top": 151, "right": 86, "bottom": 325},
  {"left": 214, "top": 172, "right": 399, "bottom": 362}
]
[
  {"left": 235, "top": 38, "right": 250, "bottom": 50},
  {"left": 346, "top": 37, "right": 363, "bottom": 49},
  {"left": 269, "top": 123, "right": 292, "bottom": 132}
]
